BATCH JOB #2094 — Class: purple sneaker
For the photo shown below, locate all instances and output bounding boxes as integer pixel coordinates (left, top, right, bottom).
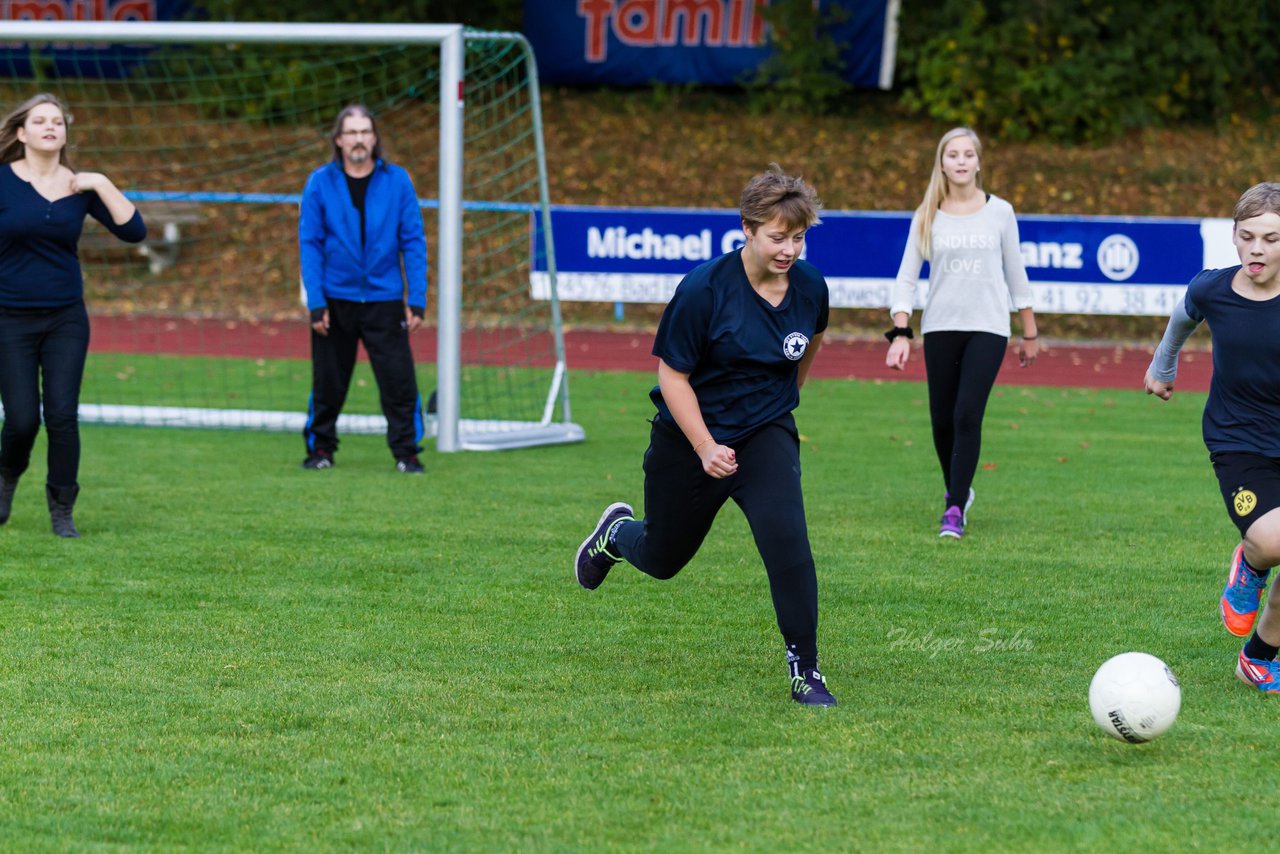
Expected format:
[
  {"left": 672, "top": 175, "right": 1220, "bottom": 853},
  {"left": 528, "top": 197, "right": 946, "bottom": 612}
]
[
  {"left": 944, "top": 488, "right": 976, "bottom": 524},
  {"left": 791, "top": 668, "right": 837, "bottom": 707},
  {"left": 939, "top": 506, "right": 964, "bottom": 538},
  {"left": 574, "top": 502, "right": 634, "bottom": 590}
]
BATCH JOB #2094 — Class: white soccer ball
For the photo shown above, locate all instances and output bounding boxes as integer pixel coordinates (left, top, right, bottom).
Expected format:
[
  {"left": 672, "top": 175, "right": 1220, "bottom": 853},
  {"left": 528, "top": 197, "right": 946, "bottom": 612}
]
[{"left": 1088, "top": 652, "right": 1181, "bottom": 743}]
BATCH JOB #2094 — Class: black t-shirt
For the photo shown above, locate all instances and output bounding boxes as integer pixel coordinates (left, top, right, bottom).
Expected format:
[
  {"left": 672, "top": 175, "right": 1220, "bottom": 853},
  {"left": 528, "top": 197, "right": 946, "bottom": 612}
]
[
  {"left": 1185, "top": 265, "right": 1280, "bottom": 455},
  {"left": 344, "top": 171, "right": 372, "bottom": 248},
  {"left": 650, "top": 250, "right": 829, "bottom": 444}
]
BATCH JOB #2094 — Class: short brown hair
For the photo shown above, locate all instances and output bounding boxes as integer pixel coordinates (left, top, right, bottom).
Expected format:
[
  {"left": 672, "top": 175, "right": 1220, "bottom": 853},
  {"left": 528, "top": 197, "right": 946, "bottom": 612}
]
[
  {"left": 740, "top": 164, "right": 821, "bottom": 232},
  {"left": 1234, "top": 182, "right": 1280, "bottom": 223}
]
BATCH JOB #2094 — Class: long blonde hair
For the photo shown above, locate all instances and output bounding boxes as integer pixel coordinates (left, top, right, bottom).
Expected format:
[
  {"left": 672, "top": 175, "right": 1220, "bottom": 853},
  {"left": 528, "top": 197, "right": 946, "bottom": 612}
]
[
  {"left": 915, "top": 127, "right": 983, "bottom": 259},
  {"left": 0, "top": 93, "right": 72, "bottom": 167}
]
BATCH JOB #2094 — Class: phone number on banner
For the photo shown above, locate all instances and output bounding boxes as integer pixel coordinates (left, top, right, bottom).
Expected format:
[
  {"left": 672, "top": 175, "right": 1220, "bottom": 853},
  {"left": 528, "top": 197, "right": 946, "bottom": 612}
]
[{"left": 531, "top": 273, "right": 1188, "bottom": 317}]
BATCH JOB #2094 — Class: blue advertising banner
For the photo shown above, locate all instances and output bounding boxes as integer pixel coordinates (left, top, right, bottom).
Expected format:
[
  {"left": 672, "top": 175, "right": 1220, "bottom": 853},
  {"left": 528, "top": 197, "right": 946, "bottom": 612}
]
[
  {"left": 524, "top": 0, "right": 896, "bottom": 89},
  {"left": 531, "top": 205, "right": 1236, "bottom": 316},
  {"left": 0, "top": 0, "right": 192, "bottom": 78}
]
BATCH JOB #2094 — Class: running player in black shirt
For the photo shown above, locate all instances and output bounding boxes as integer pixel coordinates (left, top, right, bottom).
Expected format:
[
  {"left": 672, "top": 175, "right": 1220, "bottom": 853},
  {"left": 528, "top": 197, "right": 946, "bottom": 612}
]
[
  {"left": 1146, "top": 182, "right": 1280, "bottom": 693},
  {"left": 574, "top": 165, "right": 836, "bottom": 706}
]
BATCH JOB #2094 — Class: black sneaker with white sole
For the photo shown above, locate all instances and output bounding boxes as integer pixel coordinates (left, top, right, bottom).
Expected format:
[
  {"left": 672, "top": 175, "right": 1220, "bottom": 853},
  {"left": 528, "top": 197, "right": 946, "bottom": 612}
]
[
  {"left": 302, "top": 450, "right": 334, "bottom": 470},
  {"left": 791, "top": 668, "right": 837, "bottom": 707},
  {"left": 396, "top": 455, "right": 425, "bottom": 474},
  {"left": 574, "top": 502, "right": 634, "bottom": 590}
]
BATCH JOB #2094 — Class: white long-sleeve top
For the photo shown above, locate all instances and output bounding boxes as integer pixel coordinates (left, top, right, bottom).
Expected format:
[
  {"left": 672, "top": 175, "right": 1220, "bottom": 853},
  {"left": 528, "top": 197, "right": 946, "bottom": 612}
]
[{"left": 890, "top": 195, "right": 1033, "bottom": 337}]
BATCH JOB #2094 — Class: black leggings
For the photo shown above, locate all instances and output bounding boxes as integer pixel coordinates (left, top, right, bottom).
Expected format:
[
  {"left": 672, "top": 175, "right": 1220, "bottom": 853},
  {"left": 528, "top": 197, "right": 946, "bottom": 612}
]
[
  {"left": 0, "top": 302, "right": 90, "bottom": 490},
  {"left": 923, "top": 331, "right": 1007, "bottom": 509},
  {"left": 612, "top": 416, "right": 819, "bottom": 668}
]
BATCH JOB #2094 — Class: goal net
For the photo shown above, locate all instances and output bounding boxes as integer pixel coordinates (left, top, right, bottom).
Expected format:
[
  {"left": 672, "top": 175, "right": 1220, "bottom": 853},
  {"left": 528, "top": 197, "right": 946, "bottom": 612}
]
[{"left": 0, "top": 21, "right": 583, "bottom": 452}]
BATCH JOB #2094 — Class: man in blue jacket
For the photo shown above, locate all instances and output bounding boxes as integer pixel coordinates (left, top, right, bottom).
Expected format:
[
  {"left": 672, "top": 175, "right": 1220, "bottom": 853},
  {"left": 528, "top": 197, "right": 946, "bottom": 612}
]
[{"left": 299, "top": 104, "right": 428, "bottom": 473}]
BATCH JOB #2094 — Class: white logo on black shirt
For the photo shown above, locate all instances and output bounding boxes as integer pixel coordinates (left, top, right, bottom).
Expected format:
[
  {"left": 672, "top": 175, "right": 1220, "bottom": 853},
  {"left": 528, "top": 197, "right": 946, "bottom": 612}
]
[{"left": 783, "top": 332, "right": 809, "bottom": 361}]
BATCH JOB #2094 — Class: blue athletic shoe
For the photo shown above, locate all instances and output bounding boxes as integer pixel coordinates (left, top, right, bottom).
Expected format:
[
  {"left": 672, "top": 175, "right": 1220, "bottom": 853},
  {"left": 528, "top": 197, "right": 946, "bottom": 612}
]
[
  {"left": 574, "top": 502, "right": 634, "bottom": 590},
  {"left": 1236, "top": 649, "right": 1280, "bottom": 693},
  {"left": 791, "top": 668, "right": 837, "bottom": 707},
  {"left": 1222, "top": 544, "right": 1270, "bottom": 637}
]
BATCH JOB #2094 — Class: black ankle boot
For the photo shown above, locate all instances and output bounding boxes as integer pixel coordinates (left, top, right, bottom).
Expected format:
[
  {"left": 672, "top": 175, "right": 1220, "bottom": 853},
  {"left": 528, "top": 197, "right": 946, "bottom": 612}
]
[
  {"left": 46, "top": 483, "right": 80, "bottom": 539},
  {"left": 0, "top": 473, "right": 16, "bottom": 525}
]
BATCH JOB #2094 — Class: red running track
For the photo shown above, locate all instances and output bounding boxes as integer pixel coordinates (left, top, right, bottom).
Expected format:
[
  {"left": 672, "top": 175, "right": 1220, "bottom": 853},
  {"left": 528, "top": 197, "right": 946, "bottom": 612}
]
[{"left": 89, "top": 315, "right": 1213, "bottom": 393}]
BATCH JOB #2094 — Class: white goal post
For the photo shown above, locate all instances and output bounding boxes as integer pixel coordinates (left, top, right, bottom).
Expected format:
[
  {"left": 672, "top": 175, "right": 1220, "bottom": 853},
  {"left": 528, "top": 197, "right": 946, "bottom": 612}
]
[{"left": 0, "top": 20, "right": 583, "bottom": 452}]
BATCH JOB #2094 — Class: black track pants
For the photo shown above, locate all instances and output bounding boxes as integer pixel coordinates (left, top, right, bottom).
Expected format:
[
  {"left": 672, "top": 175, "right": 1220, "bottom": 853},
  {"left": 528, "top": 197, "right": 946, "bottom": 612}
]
[
  {"left": 612, "top": 416, "right": 819, "bottom": 664},
  {"left": 304, "top": 298, "right": 423, "bottom": 460}
]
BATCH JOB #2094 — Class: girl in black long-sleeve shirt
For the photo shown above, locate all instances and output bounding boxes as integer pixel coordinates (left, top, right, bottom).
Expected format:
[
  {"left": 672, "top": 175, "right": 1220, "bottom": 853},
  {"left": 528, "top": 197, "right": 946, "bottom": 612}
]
[{"left": 0, "top": 93, "right": 145, "bottom": 537}]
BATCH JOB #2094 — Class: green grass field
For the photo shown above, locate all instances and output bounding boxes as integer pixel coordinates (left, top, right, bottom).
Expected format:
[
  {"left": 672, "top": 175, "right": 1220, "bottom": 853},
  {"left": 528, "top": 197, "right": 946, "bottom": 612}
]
[{"left": 1, "top": 364, "right": 1274, "bottom": 851}]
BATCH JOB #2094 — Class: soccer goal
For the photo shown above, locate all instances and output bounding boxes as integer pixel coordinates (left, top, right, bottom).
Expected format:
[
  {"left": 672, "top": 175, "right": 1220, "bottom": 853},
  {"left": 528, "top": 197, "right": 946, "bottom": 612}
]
[{"left": 0, "top": 20, "right": 583, "bottom": 452}]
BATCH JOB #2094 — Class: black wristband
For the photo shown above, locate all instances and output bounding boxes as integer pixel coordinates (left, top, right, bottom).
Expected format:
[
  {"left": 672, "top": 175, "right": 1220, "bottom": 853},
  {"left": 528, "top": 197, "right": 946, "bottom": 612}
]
[
  {"left": 884, "top": 326, "right": 914, "bottom": 342},
  {"left": 309, "top": 307, "right": 327, "bottom": 324},
  {"left": 409, "top": 305, "right": 425, "bottom": 320}
]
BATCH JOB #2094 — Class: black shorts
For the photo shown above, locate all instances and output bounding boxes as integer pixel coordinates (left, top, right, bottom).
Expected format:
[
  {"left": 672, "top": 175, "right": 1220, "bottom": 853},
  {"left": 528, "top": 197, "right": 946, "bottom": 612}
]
[{"left": 1210, "top": 451, "right": 1280, "bottom": 536}]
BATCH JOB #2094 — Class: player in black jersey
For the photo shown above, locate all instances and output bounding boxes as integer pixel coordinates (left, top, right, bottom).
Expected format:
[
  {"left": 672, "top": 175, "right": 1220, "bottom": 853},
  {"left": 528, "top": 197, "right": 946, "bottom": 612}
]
[
  {"left": 1146, "top": 182, "right": 1280, "bottom": 693},
  {"left": 575, "top": 165, "right": 836, "bottom": 707}
]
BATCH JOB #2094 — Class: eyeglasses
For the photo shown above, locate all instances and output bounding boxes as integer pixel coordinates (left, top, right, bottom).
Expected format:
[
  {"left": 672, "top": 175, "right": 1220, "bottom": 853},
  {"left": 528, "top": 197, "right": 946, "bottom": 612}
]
[{"left": 340, "top": 129, "right": 375, "bottom": 138}]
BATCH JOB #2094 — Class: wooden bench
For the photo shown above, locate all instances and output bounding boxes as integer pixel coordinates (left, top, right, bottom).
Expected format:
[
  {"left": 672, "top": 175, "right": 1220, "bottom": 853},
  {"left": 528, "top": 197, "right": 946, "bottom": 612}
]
[{"left": 80, "top": 199, "right": 205, "bottom": 274}]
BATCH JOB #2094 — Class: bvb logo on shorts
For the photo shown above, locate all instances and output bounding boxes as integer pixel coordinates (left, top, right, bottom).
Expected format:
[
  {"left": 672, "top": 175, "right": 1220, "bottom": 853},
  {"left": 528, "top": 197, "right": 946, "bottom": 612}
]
[
  {"left": 782, "top": 332, "right": 809, "bottom": 361},
  {"left": 1233, "top": 488, "right": 1258, "bottom": 517}
]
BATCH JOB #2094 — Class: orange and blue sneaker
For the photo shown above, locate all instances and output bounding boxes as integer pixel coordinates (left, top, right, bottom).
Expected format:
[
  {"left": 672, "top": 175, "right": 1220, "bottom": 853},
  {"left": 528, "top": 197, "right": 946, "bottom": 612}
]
[
  {"left": 574, "top": 502, "right": 634, "bottom": 590},
  {"left": 791, "top": 668, "right": 837, "bottom": 707},
  {"left": 1235, "top": 648, "right": 1280, "bottom": 693},
  {"left": 1221, "top": 544, "right": 1270, "bottom": 637}
]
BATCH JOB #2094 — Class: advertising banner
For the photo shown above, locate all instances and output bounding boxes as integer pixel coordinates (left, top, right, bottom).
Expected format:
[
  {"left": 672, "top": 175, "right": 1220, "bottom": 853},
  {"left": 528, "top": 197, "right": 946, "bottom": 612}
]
[
  {"left": 531, "top": 205, "right": 1227, "bottom": 316},
  {"left": 523, "top": 0, "right": 897, "bottom": 89},
  {"left": 0, "top": 1, "right": 191, "bottom": 77}
]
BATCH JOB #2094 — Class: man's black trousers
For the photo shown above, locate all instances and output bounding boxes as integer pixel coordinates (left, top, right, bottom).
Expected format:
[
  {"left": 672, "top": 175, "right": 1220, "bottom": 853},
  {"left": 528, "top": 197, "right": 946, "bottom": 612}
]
[{"left": 305, "top": 298, "right": 423, "bottom": 460}]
